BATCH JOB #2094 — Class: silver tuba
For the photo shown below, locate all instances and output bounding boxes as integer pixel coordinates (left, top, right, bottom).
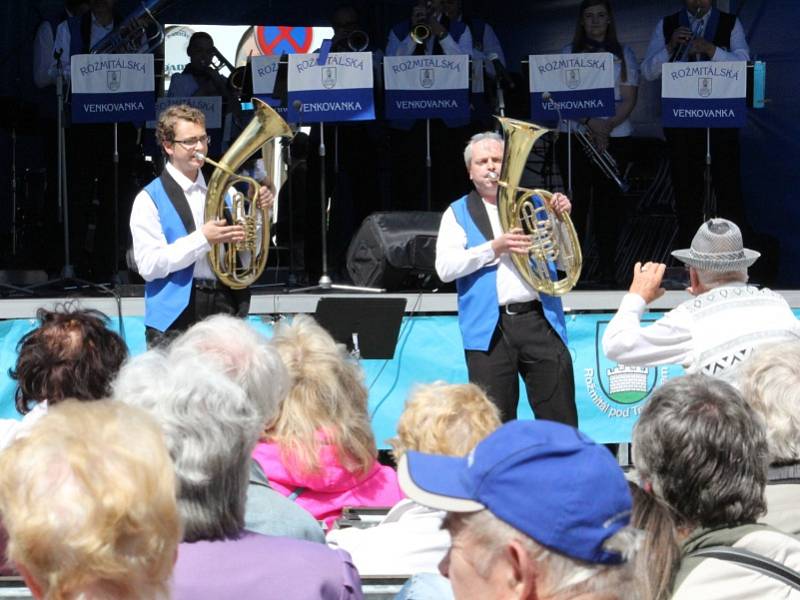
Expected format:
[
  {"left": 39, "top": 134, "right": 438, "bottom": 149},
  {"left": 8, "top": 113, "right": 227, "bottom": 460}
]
[
  {"left": 496, "top": 117, "right": 582, "bottom": 296},
  {"left": 91, "top": 0, "right": 170, "bottom": 54}
]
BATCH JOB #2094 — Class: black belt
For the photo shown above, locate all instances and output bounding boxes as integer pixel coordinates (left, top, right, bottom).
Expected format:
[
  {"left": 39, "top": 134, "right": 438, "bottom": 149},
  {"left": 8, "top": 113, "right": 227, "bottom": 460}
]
[
  {"left": 193, "top": 279, "right": 226, "bottom": 291},
  {"left": 501, "top": 301, "right": 539, "bottom": 315}
]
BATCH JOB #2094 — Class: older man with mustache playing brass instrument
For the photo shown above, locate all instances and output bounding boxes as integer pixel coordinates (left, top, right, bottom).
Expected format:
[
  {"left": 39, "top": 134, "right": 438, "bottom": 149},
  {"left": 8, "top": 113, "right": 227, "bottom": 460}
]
[{"left": 435, "top": 130, "right": 578, "bottom": 425}]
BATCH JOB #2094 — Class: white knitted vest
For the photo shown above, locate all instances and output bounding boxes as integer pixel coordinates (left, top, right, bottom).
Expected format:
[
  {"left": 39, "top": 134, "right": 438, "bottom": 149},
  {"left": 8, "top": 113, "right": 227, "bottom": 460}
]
[{"left": 675, "top": 285, "right": 800, "bottom": 376}]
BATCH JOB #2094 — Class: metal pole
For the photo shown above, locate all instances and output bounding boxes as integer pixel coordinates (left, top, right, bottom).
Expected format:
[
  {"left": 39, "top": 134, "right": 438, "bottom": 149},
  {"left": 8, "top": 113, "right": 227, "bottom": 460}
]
[
  {"left": 703, "top": 126, "right": 713, "bottom": 220},
  {"left": 425, "top": 118, "right": 432, "bottom": 211},
  {"left": 566, "top": 120, "right": 574, "bottom": 199},
  {"left": 318, "top": 121, "right": 331, "bottom": 287},
  {"left": 113, "top": 122, "right": 119, "bottom": 278}
]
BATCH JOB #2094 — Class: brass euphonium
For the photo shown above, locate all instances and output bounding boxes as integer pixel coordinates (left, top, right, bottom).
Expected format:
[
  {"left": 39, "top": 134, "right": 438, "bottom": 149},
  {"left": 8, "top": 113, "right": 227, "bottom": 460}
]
[
  {"left": 197, "top": 98, "right": 293, "bottom": 290},
  {"left": 496, "top": 116, "right": 582, "bottom": 296}
]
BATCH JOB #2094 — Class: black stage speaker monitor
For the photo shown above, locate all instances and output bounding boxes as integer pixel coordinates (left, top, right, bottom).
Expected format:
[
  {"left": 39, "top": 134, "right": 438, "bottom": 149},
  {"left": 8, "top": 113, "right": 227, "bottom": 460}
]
[{"left": 346, "top": 212, "right": 442, "bottom": 291}]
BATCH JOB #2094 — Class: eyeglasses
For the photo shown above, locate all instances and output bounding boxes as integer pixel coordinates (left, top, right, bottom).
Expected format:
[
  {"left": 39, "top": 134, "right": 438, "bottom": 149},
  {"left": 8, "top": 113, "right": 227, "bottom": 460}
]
[{"left": 172, "top": 135, "right": 210, "bottom": 149}]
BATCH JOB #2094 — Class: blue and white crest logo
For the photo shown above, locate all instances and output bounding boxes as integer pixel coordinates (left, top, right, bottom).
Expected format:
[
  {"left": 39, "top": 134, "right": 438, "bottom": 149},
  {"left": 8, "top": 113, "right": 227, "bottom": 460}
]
[
  {"left": 107, "top": 70, "right": 121, "bottom": 91},
  {"left": 698, "top": 77, "right": 712, "bottom": 97},
  {"left": 322, "top": 66, "right": 337, "bottom": 89},
  {"left": 420, "top": 68, "right": 435, "bottom": 88},
  {"left": 564, "top": 68, "right": 580, "bottom": 90},
  {"left": 590, "top": 320, "right": 659, "bottom": 406}
]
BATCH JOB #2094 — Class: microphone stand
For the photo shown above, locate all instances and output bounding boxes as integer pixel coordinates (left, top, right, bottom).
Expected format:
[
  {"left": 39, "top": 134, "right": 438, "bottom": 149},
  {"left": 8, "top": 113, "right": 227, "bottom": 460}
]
[
  {"left": 702, "top": 126, "right": 714, "bottom": 220},
  {"left": 291, "top": 118, "right": 383, "bottom": 294},
  {"left": 425, "top": 118, "right": 432, "bottom": 211},
  {"left": 28, "top": 51, "right": 113, "bottom": 296}
]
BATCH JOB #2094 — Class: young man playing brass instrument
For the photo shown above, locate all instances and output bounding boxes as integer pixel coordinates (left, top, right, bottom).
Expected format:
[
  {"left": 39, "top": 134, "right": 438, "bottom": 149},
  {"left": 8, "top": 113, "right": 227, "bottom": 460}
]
[{"left": 129, "top": 104, "right": 273, "bottom": 347}]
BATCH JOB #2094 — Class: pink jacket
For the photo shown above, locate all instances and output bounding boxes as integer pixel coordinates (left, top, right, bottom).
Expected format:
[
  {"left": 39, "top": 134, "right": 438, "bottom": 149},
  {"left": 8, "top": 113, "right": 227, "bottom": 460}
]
[{"left": 252, "top": 441, "right": 404, "bottom": 530}]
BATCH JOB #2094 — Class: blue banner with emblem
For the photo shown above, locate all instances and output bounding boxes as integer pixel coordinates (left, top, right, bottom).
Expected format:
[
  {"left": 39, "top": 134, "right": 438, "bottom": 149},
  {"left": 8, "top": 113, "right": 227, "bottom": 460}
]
[
  {"left": 70, "top": 54, "right": 155, "bottom": 123},
  {"left": 661, "top": 61, "right": 747, "bottom": 128},
  {"left": 286, "top": 52, "right": 374, "bottom": 123},
  {"left": 566, "top": 313, "right": 686, "bottom": 443},
  {"left": 528, "top": 53, "right": 615, "bottom": 121},
  {"left": 383, "top": 55, "right": 470, "bottom": 121},
  {"left": 250, "top": 55, "right": 288, "bottom": 118}
]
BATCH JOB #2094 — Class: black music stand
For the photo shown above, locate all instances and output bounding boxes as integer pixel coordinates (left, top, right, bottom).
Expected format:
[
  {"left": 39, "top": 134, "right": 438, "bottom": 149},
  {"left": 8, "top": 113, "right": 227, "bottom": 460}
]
[{"left": 314, "top": 297, "right": 406, "bottom": 359}]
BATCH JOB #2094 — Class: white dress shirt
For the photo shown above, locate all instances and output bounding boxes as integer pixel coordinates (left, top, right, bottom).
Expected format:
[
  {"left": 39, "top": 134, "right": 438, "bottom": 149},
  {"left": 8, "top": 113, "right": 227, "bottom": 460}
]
[
  {"left": 130, "top": 162, "right": 215, "bottom": 282},
  {"left": 435, "top": 198, "right": 538, "bottom": 306},
  {"left": 641, "top": 11, "right": 750, "bottom": 81},
  {"left": 50, "top": 12, "right": 114, "bottom": 80},
  {"left": 465, "top": 19, "right": 505, "bottom": 80},
  {"left": 386, "top": 18, "right": 472, "bottom": 56},
  {"left": 559, "top": 44, "right": 639, "bottom": 138}
]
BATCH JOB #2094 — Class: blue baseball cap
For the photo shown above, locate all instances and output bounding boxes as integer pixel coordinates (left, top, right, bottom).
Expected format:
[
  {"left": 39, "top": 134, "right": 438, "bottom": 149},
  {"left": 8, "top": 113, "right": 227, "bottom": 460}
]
[{"left": 398, "top": 420, "right": 632, "bottom": 565}]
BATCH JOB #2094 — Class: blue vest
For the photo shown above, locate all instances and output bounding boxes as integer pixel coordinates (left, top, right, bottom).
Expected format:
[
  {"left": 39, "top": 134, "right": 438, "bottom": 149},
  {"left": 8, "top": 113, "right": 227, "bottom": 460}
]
[
  {"left": 451, "top": 195, "right": 569, "bottom": 350},
  {"left": 142, "top": 177, "right": 195, "bottom": 332},
  {"left": 451, "top": 196, "right": 500, "bottom": 351},
  {"left": 67, "top": 14, "right": 89, "bottom": 56}
]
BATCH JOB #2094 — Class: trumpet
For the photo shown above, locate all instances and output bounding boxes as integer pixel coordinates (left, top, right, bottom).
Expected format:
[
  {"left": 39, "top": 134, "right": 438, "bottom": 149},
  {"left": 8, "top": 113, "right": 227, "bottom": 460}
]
[
  {"left": 410, "top": 23, "right": 431, "bottom": 45},
  {"left": 209, "top": 46, "right": 246, "bottom": 93},
  {"left": 574, "top": 123, "right": 629, "bottom": 192},
  {"left": 347, "top": 30, "right": 370, "bottom": 52},
  {"left": 670, "top": 7, "right": 706, "bottom": 63}
]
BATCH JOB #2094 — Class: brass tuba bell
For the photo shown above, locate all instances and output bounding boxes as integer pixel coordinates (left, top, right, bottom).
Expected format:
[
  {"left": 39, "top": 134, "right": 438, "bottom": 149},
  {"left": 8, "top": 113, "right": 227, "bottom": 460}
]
[
  {"left": 495, "top": 116, "right": 582, "bottom": 296},
  {"left": 198, "top": 98, "right": 293, "bottom": 290}
]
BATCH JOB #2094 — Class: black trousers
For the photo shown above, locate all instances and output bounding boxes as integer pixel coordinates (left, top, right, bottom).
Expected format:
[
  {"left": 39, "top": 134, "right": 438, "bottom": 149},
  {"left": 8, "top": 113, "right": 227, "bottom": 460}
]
[
  {"left": 465, "top": 304, "right": 577, "bottom": 425},
  {"left": 144, "top": 283, "right": 247, "bottom": 348},
  {"left": 664, "top": 127, "right": 746, "bottom": 249}
]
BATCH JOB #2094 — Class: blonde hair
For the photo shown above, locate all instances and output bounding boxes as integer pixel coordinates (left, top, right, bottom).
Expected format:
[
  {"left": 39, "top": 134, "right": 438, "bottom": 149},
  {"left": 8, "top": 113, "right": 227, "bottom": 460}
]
[
  {"left": 0, "top": 400, "right": 180, "bottom": 600},
  {"left": 390, "top": 382, "right": 500, "bottom": 461},
  {"left": 267, "top": 315, "right": 377, "bottom": 476}
]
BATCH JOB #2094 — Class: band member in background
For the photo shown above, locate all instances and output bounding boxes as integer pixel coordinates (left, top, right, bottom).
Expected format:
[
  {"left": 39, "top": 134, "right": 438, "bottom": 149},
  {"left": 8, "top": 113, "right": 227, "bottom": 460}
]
[
  {"left": 386, "top": 0, "right": 472, "bottom": 57},
  {"left": 641, "top": 0, "right": 750, "bottom": 250},
  {"left": 168, "top": 32, "right": 229, "bottom": 97},
  {"left": 435, "top": 132, "right": 578, "bottom": 425},
  {"left": 129, "top": 105, "right": 273, "bottom": 348},
  {"left": 168, "top": 31, "right": 243, "bottom": 154},
  {"left": 385, "top": 0, "right": 474, "bottom": 212},
  {"left": 50, "top": 0, "right": 141, "bottom": 280},
  {"left": 438, "top": 0, "right": 508, "bottom": 131},
  {"left": 305, "top": 4, "right": 390, "bottom": 281},
  {"left": 556, "top": 0, "right": 638, "bottom": 287},
  {"left": 34, "top": 0, "right": 88, "bottom": 89}
]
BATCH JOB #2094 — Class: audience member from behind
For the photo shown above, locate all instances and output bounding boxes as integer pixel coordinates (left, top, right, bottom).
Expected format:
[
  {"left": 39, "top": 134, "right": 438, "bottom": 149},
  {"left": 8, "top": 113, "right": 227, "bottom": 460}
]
[
  {"left": 633, "top": 374, "right": 800, "bottom": 599},
  {"left": 0, "top": 400, "right": 180, "bottom": 600},
  {"left": 733, "top": 341, "right": 800, "bottom": 534},
  {"left": 603, "top": 218, "right": 800, "bottom": 377},
  {"left": 328, "top": 382, "right": 501, "bottom": 575},
  {"left": 169, "top": 315, "right": 325, "bottom": 542},
  {"left": 252, "top": 315, "right": 403, "bottom": 529},
  {"left": 628, "top": 482, "right": 681, "bottom": 600},
  {"left": 0, "top": 305, "right": 127, "bottom": 449},
  {"left": 399, "top": 420, "right": 638, "bottom": 600},
  {"left": 114, "top": 350, "right": 361, "bottom": 599}
]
